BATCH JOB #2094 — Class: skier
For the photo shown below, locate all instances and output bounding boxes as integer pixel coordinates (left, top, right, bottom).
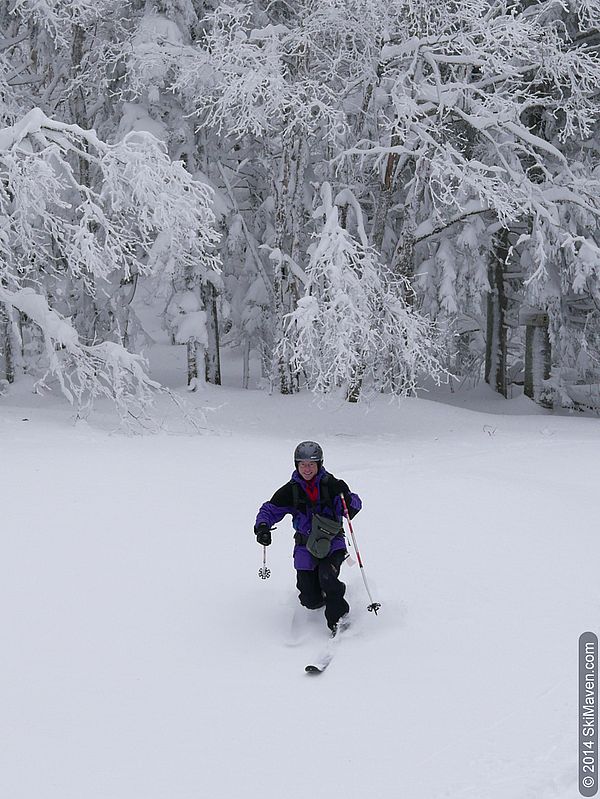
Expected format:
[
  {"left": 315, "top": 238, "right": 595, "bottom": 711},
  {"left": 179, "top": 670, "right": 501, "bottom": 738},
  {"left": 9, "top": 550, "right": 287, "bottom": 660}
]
[{"left": 254, "top": 441, "right": 362, "bottom": 631}]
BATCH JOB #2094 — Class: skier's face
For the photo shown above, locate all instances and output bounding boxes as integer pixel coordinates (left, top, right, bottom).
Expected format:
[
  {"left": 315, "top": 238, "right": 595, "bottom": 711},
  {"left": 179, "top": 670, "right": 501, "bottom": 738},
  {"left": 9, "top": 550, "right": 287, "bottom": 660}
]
[{"left": 298, "top": 460, "right": 318, "bottom": 480}]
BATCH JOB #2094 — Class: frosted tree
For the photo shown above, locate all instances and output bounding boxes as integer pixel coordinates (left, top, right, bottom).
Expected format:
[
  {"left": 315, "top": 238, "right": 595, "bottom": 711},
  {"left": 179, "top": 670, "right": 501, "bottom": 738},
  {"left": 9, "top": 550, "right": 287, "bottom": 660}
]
[
  {"left": 280, "top": 183, "right": 448, "bottom": 401},
  {"left": 122, "top": 1, "right": 227, "bottom": 388},
  {"left": 0, "top": 109, "right": 220, "bottom": 417},
  {"left": 341, "top": 0, "right": 600, "bottom": 397},
  {"left": 6, "top": 0, "right": 126, "bottom": 136},
  {"left": 4, "top": 0, "right": 599, "bottom": 408},
  {"left": 1, "top": 0, "right": 225, "bottom": 399},
  {"left": 171, "top": 0, "right": 600, "bottom": 400},
  {"left": 1, "top": 0, "right": 142, "bottom": 370},
  {"left": 173, "top": 2, "right": 347, "bottom": 393}
]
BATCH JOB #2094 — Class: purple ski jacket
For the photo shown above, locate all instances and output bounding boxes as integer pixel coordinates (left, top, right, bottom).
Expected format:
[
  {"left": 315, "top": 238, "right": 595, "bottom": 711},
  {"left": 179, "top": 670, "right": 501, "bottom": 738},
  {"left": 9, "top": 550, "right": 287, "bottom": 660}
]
[{"left": 254, "top": 468, "right": 361, "bottom": 570}]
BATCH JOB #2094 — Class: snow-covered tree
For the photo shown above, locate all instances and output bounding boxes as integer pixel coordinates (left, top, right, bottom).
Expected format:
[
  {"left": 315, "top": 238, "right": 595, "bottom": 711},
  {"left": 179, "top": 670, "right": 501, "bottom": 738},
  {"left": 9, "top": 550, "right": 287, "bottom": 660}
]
[
  {"left": 171, "top": 0, "right": 600, "bottom": 402},
  {"left": 340, "top": 0, "right": 600, "bottom": 397},
  {"left": 3, "top": 0, "right": 600, "bottom": 410},
  {"left": 280, "top": 183, "right": 448, "bottom": 401},
  {"left": 0, "top": 108, "right": 219, "bottom": 417},
  {"left": 173, "top": 2, "right": 348, "bottom": 393},
  {"left": 121, "top": 2, "right": 232, "bottom": 387}
]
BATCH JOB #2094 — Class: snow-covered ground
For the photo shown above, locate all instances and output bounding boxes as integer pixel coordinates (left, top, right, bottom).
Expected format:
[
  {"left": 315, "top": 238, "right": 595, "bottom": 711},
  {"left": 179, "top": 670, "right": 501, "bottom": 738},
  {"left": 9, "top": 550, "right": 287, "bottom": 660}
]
[{"left": 1, "top": 348, "right": 598, "bottom": 799}]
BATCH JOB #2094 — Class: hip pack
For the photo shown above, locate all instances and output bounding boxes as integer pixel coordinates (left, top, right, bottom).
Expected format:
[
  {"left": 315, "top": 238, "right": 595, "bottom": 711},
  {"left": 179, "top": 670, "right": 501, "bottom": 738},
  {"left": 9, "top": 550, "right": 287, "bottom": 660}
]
[{"left": 306, "top": 513, "right": 343, "bottom": 559}]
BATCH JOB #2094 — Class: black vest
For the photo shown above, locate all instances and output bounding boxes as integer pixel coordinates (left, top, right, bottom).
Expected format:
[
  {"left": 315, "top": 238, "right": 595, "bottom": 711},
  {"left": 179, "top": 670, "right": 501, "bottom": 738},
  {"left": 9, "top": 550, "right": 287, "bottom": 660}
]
[{"left": 290, "top": 473, "right": 336, "bottom": 517}]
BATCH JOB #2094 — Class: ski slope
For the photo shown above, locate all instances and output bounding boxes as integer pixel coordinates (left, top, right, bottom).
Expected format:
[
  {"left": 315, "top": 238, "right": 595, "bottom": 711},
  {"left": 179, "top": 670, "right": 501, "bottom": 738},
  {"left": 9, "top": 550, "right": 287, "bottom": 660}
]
[{"left": 1, "top": 361, "right": 598, "bottom": 799}]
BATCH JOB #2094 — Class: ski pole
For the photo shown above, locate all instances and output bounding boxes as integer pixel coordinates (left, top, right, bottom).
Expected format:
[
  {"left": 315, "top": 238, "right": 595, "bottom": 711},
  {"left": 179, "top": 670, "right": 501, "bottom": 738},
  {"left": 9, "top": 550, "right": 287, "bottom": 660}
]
[
  {"left": 258, "top": 545, "right": 271, "bottom": 580},
  {"left": 340, "top": 494, "right": 381, "bottom": 614}
]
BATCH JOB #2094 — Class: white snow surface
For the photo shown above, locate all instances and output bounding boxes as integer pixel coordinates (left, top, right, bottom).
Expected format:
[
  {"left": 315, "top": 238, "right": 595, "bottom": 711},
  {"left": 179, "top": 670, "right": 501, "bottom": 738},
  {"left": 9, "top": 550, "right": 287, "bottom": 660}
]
[{"left": 1, "top": 349, "right": 598, "bottom": 799}]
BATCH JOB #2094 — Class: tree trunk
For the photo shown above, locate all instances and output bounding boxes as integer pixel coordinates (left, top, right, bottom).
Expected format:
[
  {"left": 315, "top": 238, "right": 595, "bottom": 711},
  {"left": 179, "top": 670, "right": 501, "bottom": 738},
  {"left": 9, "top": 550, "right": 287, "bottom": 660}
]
[
  {"left": 485, "top": 230, "right": 509, "bottom": 396},
  {"left": 242, "top": 338, "right": 250, "bottom": 389},
  {"left": 372, "top": 134, "right": 401, "bottom": 252},
  {"left": 277, "top": 310, "right": 298, "bottom": 394},
  {"left": 392, "top": 223, "right": 416, "bottom": 301},
  {"left": 201, "top": 281, "right": 221, "bottom": 385},
  {"left": 524, "top": 317, "right": 551, "bottom": 406},
  {"left": 70, "top": 24, "right": 89, "bottom": 184},
  {"left": 272, "top": 136, "right": 302, "bottom": 395},
  {"left": 346, "top": 367, "right": 364, "bottom": 403},
  {"left": 274, "top": 262, "right": 299, "bottom": 395},
  {"left": 0, "top": 302, "right": 15, "bottom": 383},
  {"left": 20, "top": 312, "right": 44, "bottom": 374},
  {"left": 187, "top": 337, "right": 198, "bottom": 387},
  {"left": 187, "top": 338, "right": 207, "bottom": 391}
]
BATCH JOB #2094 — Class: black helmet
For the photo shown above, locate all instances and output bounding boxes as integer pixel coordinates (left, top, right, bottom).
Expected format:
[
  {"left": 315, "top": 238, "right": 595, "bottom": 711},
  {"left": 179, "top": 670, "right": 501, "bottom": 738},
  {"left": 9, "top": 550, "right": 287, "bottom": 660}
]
[{"left": 294, "top": 441, "right": 323, "bottom": 465}]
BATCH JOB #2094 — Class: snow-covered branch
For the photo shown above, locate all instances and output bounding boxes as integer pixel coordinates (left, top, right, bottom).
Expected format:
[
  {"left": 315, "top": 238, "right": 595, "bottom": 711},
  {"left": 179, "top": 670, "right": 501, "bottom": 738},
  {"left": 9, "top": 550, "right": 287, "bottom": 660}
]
[
  {"left": 280, "top": 183, "right": 449, "bottom": 400},
  {"left": 0, "top": 107, "right": 220, "bottom": 413},
  {"left": 0, "top": 286, "right": 159, "bottom": 420}
]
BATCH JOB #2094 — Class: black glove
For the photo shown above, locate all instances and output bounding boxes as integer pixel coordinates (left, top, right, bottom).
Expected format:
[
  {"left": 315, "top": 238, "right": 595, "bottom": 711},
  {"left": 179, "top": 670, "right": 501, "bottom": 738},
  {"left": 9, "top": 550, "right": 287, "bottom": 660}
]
[
  {"left": 346, "top": 498, "right": 359, "bottom": 519},
  {"left": 332, "top": 480, "right": 358, "bottom": 519},
  {"left": 331, "top": 479, "right": 355, "bottom": 517},
  {"left": 255, "top": 523, "right": 272, "bottom": 546}
]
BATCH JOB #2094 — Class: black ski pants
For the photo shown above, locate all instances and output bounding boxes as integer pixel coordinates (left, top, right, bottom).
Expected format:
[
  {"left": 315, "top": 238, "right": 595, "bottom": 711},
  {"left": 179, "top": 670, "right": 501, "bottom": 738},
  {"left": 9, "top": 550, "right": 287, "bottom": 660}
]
[{"left": 296, "top": 549, "right": 349, "bottom": 630}]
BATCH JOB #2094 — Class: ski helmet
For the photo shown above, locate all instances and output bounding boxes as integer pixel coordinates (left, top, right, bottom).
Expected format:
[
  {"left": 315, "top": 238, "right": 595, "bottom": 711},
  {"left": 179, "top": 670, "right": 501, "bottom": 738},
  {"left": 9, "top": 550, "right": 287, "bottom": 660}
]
[{"left": 294, "top": 441, "right": 323, "bottom": 467}]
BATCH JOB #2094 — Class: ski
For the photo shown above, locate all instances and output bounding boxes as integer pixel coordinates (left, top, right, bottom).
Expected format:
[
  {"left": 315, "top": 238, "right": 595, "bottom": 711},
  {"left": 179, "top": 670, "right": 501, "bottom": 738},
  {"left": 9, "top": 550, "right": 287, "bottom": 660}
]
[
  {"left": 305, "top": 666, "right": 322, "bottom": 673},
  {"left": 305, "top": 655, "right": 333, "bottom": 674},
  {"left": 304, "top": 617, "right": 349, "bottom": 674},
  {"left": 304, "top": 635, "right": 338, "bottom": 674}
]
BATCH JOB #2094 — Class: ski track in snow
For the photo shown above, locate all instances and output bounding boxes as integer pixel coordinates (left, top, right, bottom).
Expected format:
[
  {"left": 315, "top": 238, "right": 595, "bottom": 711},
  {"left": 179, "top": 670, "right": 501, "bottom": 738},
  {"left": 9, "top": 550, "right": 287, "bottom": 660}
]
[{"left": 1, "top": 372, "right": 598, "bottom": 799}]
